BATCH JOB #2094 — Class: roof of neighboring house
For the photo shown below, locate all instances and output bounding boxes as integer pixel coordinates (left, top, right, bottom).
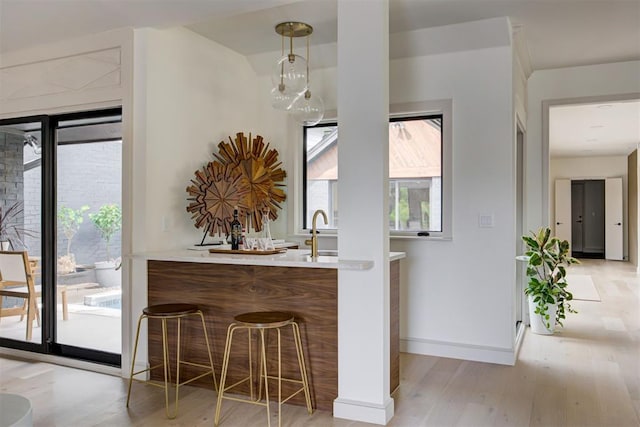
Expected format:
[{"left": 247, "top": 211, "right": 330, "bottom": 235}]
[{"left": 307, "top": 119, "right": 441, "bottom": 180}]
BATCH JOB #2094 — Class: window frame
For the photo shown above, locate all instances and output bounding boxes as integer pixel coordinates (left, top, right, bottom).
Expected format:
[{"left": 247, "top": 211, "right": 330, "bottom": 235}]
[{"left": 300, "top": 99, "right": 452, "bottom": 239}]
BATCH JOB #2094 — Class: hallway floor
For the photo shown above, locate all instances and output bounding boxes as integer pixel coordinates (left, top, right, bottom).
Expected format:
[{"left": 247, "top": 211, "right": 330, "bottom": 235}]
[{"left": 0, "top": 259, "right": 638, "bottom": 426}]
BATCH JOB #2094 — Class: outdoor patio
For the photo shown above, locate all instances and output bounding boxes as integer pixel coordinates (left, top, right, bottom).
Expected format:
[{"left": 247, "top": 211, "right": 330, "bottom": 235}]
[{"left": 0, "top": 285, "right": 121, "bottom": 354}]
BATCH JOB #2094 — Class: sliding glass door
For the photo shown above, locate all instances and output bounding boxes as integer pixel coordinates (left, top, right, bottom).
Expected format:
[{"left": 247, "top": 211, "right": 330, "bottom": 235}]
[
  {"left": 0, "top": 118, "right": 45, "bottom": 347},
  {"left": 0, "top": 108, "right": 121, "bottom": 366},
  {"left": 55, "top": 112, "right": 122, "bottom": 357}
]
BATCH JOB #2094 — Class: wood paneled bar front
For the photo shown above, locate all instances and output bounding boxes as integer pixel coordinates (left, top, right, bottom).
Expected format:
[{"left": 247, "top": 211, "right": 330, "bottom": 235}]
[{"left": 140, "top": 249, "right": 404, "bottom": 411}]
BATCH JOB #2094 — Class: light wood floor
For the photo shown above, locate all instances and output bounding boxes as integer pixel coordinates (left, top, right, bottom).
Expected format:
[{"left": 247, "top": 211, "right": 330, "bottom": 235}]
[{"left": 1, "top": 259, "right": 638, "bottom": 426}]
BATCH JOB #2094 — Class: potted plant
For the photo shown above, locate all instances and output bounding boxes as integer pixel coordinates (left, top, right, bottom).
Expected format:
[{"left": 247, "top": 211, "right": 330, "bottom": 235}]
[
  {"left": 57, "top": 204, "right": 89, "bottom": 273},
  {"left": 89, "top": 203, "right": 122, "bottom": 287},
  {"left": 522, "top": 227, "right": 579, "bottom": 334},
  {"left": 0, "top": 201, "right": 35, "bottom": 250}
]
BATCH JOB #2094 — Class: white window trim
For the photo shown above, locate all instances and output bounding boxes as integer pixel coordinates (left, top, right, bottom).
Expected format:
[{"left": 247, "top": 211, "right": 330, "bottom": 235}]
[{"left": 291, "top": 99, "right": 453, "bottom": 240}]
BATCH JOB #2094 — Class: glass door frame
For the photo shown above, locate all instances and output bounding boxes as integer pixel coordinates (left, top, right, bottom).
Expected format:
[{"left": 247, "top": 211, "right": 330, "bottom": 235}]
[
  {"left": 0, "top": 114, "right": 49, "bottom": 355},
  {"left": 0, "top": 108, "right": 121, "bottom": 366}
]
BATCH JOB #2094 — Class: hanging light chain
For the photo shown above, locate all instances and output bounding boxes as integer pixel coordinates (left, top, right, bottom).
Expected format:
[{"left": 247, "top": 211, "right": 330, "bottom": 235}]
[
  {"left": 288, "top": 23, "right": 296, "bottom": 63},
  {"left": 279, "top": 32, "right": 285, "bottom": 91},
  {"left": 305, "top": 33, "right": 311, "bottom": 99}
]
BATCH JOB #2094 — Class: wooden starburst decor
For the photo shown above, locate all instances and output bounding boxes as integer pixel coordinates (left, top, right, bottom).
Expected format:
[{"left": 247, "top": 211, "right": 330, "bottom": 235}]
[
  {"left": 186, "top": 161, "right": 249, "bottom": 237},
  {"left": 186, "top": 132, "right": 286, "bottom": 237}
]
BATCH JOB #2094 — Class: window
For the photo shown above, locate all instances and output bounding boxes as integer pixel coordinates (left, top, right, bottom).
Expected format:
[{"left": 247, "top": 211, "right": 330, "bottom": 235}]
[{"left": 303, "top": 113, "right": 446, "bottom": 235}]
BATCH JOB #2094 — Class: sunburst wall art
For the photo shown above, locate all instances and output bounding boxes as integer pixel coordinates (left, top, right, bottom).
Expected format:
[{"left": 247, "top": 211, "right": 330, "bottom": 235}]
[{"left": 186, "top": 132, "right": 287, "bottom": 239}]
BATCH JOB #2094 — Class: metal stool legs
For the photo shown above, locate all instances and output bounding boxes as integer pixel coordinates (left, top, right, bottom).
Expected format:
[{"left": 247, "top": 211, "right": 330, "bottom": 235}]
[
  {"left": 126, "top": 309, "right": 217, "bottom": 419},
  {"left": 214, "top": 320, "right": 312, "bottom": 427}
]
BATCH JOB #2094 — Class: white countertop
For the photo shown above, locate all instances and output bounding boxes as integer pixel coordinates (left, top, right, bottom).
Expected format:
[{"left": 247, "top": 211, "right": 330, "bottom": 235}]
[{"left": 132, "top": 249, "right": 405, "bottom": 270}]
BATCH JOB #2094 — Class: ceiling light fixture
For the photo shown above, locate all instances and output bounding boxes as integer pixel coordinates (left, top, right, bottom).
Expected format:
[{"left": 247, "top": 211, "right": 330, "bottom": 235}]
[{"left": 270, "top": 22, "right": 324, "bottom": 126}]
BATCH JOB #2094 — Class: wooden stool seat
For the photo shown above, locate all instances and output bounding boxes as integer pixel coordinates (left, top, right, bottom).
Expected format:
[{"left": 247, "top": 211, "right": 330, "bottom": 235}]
[
  {"left": 234, "top": 311, "right": 294, "bottom": 328},
  {"left": 215, "top": 311, "right": 312, "bottom": 427},
  {"left": 127, "top": 303, "right": 217, "bottom": 419},
  {"left": 143, "top": 303, "right": 199, "bottom": 317}
]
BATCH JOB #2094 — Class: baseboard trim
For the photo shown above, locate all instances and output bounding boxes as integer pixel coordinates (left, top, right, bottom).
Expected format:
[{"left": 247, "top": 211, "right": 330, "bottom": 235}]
[
  {"left": 0, "top": 347, "right": 123, "bottom": 377},
  {"left": 333, "top": 396, "right": 394, "bottom": 425},
  {"left": 401, "top": 337, "right": 516, "bottom": 365}
]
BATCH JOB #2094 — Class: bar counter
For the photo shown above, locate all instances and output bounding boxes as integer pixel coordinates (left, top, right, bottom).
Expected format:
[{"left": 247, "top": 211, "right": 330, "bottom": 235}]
[
  {"left": 137, "top": 248, "right": 406, "bottom": 269},
  {"left": 135, "top": 249, "right": 404, "bottom": 411}
]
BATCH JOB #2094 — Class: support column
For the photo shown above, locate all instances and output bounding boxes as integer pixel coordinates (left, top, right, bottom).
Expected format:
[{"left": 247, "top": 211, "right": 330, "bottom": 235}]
[{"left": 334, "top": 0, "right": 392, "bottom": 424}]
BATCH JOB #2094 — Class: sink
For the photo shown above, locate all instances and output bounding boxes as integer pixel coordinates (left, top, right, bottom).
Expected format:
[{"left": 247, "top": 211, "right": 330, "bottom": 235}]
[
  {"left": 318, "top": 250, "right": 338, "bottom": 257},
  {"left": 305, "top": 250, "right": 338, "bottom": 257}
]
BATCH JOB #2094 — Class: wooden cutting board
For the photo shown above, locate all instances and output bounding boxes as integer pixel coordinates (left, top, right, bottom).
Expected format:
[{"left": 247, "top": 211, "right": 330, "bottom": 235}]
[{"left": 208, "top": 248, "right": 287, "bottom": 255}]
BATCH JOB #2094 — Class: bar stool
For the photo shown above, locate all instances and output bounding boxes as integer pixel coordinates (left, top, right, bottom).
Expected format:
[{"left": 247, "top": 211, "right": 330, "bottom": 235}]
[
  {"left": 126, "top": 303, "right": 217, "bottom": 419},
  {"left": 214, "top": 311, "right": 313, "bottom": 427}
]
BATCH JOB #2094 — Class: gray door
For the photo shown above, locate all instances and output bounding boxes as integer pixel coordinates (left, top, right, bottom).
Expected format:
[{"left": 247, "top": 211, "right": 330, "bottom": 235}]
[
  {"left": 583, "top": 180, "right": 605, "bottom": 254},
  {"left": 571, "top": 181, "right": 584, "bottom": 252},
  {"left": 571, "top": 179, "right": 605, "bottom": 257}
]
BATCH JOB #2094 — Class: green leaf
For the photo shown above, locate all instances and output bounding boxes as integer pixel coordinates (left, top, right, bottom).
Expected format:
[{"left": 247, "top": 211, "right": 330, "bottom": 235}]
[
  {"left": 522, "top": 226, "right": 578, "bottom": 329},
  {"left": 89, "top": 204, "right": 122, "bottom": 260}
]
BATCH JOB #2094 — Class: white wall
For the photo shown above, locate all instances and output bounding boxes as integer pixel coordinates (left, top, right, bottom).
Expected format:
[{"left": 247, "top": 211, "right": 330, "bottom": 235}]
[
  {"left": 390, "top": 46, "right": 516, "bottom": 363},
  {"left": 549, "top": 156, "right": 628, "bottom": 258},
  {"left": 134, "top": 27, "right": 267, "bottom": 251},
  {"left": 253, "top": 74, "right": 296, "bottom": 239},
  {"left": 130, "top": 26, "right": 275, "bottom": 367},
  {"left": 284, "top": 18, "right": 518, "bottom": 364},
  {"left": 526, "top": 61, "right": 640, "bottom": 232},
  {"left": 0, "top": 29, "right": 133, "bottom": 118}
]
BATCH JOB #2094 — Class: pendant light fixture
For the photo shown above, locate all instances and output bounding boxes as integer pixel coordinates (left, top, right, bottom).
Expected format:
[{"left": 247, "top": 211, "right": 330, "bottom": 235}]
[
  {"left": 289, "top": 28, "right": 324, "bottom": 126},
  {"left": 270, "top": 22, "right": 324, "bottom": 125}
]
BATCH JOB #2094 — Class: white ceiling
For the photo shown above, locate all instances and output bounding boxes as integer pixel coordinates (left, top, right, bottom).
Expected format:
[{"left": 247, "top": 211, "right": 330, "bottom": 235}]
[
  {"left": 2, "top": 0, "right": 639, "bottom": 71},
  {"left": 1, "top": 0, "right": 639, "bottom": 157},
  {"left": 0, "top": 0, "right": 302, "bottom": 53},
  {"left": 187, "top": 0, "right": 640, "bottom": 72},
  {"left": 550, "top": 101, "right": 640, "bottom": 157}
]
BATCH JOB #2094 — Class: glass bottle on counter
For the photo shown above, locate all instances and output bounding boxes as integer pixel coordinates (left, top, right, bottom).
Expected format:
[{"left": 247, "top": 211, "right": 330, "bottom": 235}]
[
  {"left": 260, "top": 208, "right": 275, "bottom": 251},
  {"left": 230, "top": 207, "right": 242, "bottom": 250}
]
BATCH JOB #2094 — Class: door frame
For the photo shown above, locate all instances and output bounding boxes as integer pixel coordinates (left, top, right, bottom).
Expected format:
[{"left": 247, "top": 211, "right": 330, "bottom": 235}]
[
  {"left": 605, "top": 177, "right": 624, "bottom": 260},
  {"left": 516, "top": 122, "right": 525, "bottom": 327},
  {"left": 0, "top": 108, "right": 122, "bottom": 367},
  {"left": 543, "top": 93, "right": 638, "bottom": 262},
  {"left": 542, "top": 93, "right": 639, "bottom": 227},
  {"left": 554, "top": 178, "right": 572, "bottom": 243},
  {"left": 515, "top": 111, "right": 529, "bottom": 352},
  {"left": 0, "top": 114, "right": 49, "bottom": 356},
  {"left": 554, "top": 176, "right": 624, "bottom": 260}
]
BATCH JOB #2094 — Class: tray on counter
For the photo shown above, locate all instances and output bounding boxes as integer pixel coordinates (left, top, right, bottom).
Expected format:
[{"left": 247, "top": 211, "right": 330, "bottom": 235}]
[{"left": 208, "top": 248, "right": 287, "bottom": 255}]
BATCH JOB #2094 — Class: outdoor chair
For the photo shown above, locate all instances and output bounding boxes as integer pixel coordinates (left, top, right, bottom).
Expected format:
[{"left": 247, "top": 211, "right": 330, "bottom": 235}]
[
  {"left": 0, "top": 251, "right": 71, "bottom": 341},
  {"left": 0, "top": 251, "right": 40, "bottom": 340}
]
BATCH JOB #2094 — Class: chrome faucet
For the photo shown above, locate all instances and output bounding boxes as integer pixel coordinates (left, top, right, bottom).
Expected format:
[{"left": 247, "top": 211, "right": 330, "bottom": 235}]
[{"left": 305, "top": 209, "right": 328, "bottom": 258}]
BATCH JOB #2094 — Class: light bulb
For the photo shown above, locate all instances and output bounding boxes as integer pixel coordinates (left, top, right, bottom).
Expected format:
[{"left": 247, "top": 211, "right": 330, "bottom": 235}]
[
  {"left": 270, "top": 86, "right": 297, "bottom": 111},
  {"left": 290, "top": 90, "right": 324, "bottom": 126},
  {"left": 271, "top": 54, "right": 308, "bottom": 97}
]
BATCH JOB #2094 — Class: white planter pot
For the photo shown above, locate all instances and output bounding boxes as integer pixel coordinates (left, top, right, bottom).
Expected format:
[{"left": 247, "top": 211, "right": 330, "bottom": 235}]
[
  {"left": 528, "top": 295, "right": 557, "bottom": 335},
  {"left": 0, "top": 241, "right": 10, "bottom": 251},
  {"left": 94, "top": 261, "right": 121, "bottom": 288}
]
